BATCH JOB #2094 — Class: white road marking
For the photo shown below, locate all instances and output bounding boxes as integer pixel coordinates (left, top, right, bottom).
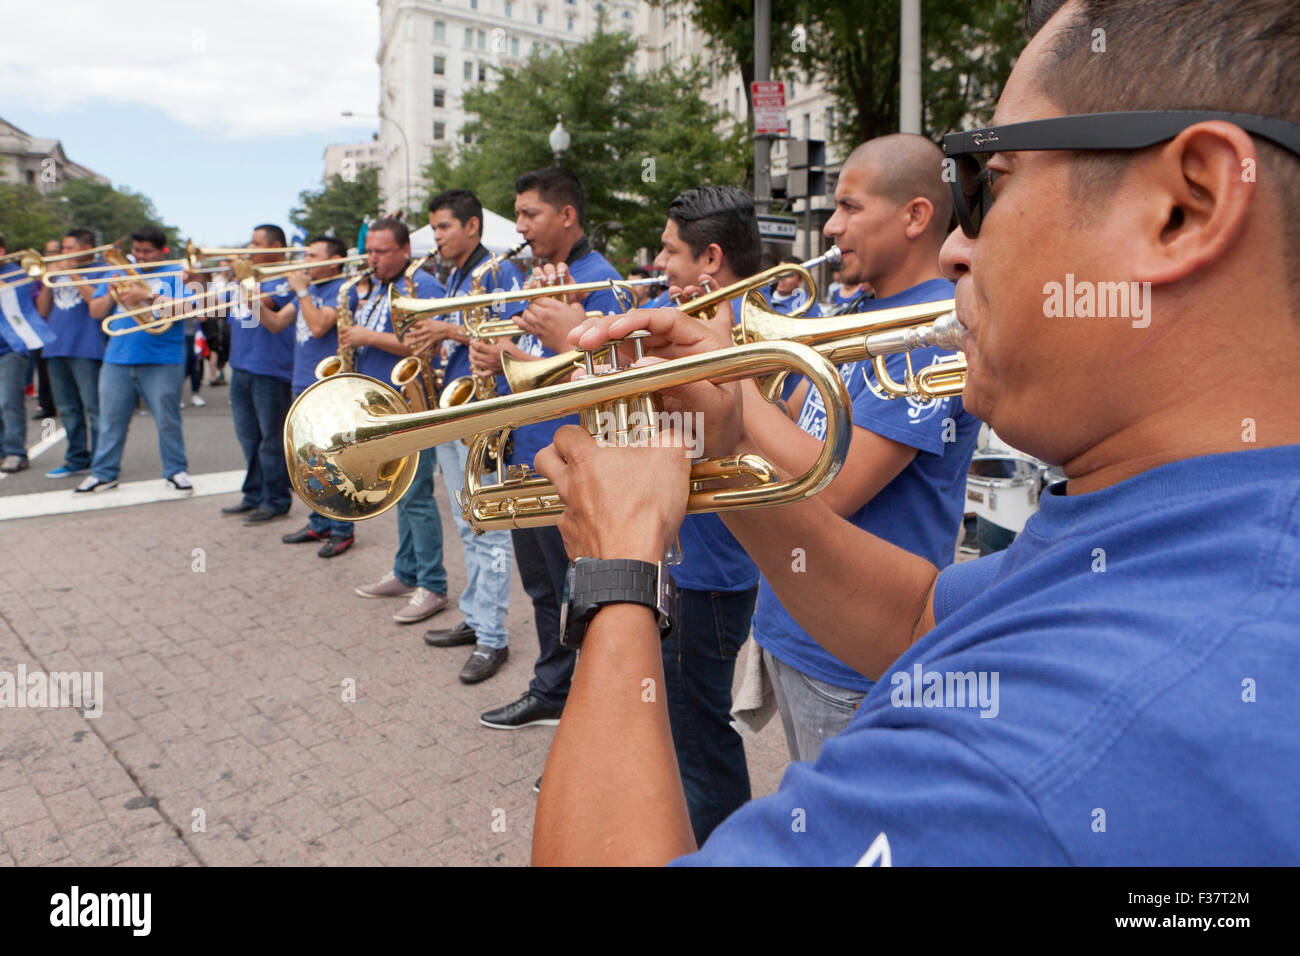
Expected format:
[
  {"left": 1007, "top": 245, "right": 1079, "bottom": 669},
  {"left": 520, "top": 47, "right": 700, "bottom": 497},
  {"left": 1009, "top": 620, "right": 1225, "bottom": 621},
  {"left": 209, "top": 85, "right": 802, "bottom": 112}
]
[
  {"left": 28, "top": 425, "right": 66, "bottom": 461},
  {"left": 0, "top": 470, "right": 246, "bottom": 522}
]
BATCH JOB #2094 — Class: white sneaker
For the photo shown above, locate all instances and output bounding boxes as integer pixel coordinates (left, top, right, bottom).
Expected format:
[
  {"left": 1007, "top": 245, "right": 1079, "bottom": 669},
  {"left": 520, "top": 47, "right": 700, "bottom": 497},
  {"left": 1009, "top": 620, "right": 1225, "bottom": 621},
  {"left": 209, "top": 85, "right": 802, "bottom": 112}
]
[
  {"left": 74, "top": 475, "right": 119, "bottom": 493},
  {"left": 189, "top": 394, "right": 206, "bottom": 407},
  {"left": 165, "top": 471, "right": 194, "bottom": 492}
]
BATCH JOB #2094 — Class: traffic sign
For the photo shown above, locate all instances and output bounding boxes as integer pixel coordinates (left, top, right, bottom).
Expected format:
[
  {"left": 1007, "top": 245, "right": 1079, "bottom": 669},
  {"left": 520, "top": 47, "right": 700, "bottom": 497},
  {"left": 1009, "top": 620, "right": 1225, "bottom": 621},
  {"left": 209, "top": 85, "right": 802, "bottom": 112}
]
[{"left": 750, "top": 81, "right": 788, "bottom": 136}]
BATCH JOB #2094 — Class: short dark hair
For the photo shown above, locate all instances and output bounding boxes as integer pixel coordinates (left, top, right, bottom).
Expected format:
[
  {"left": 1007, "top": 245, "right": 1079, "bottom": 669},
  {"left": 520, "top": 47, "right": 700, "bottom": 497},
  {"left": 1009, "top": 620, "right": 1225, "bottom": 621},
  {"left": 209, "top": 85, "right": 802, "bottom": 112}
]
[
  {"left": 1025, "top": 0, "right": 1299, "bottom": 270},
  {"left": 130, "top": 225, "right": 167, "bottom": 249},
  {"left": 368, "top": 216, "right": 410, "bottom": 248},
  {"left": 515, "top": 167, "right": 585, "bottom": 225},
  {"left": 306, "top": 234, "right": 346, "bottom": 261},
  {"left": 628, "top": 266, "right": 651, "bottom": 279},
  {"left": 65, "top": 228, "right": 96, "bottom": 249},
  {"left": 666, "top": 185, "right": 762, "bottom": 278},
  {"left": 254, "top": 223, "right": 287, "bottom": 248},
  {"left": 428, "top": 189, "right": 483, "bottom": 235}
]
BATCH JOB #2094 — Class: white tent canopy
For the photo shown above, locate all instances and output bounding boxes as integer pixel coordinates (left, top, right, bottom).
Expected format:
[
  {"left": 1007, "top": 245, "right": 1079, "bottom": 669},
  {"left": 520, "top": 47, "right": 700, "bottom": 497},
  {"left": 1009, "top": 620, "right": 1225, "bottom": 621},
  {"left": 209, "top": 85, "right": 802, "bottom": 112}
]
[{"left": 408, "top": 208, "right": 526, "bottom": 259}]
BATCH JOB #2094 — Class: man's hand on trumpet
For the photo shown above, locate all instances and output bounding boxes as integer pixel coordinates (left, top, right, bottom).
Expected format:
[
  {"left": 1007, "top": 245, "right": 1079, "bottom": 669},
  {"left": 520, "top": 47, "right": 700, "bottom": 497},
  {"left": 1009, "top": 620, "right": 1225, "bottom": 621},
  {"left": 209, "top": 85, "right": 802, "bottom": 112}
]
[
  {"left": 535, "top": 424, "right": 690, "bottom": 566},
  {"left": 567, "top": 303, "right": 747, "bottom": 461},
  {"left": 517, "top": 262, "right": 587, "bottom": 353}
]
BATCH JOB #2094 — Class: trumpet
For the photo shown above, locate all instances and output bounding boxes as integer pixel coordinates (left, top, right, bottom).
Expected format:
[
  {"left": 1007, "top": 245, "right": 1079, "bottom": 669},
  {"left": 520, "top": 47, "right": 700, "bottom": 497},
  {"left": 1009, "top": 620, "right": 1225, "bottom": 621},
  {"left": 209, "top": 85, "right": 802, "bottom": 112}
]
[
  {"left": 284, "top": 335, "right": 852, "bottom": 526},
  {"left": 184, "top": 239, "right": 305, "bottom": 270},
  {"left": 497, "top": 248, "right": 843, "bottom": 395},
  {"left": 388, "top": 273, "right": 668, "bottom": 342}
]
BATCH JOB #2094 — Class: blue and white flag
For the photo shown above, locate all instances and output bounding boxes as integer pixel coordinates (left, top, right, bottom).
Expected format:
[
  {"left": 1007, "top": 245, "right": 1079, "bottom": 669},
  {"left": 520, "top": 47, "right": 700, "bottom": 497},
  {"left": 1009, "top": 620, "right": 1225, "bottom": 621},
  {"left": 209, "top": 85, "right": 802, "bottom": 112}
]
[{"left": 0, "top": 270, "right": 56, "bottom": 353}]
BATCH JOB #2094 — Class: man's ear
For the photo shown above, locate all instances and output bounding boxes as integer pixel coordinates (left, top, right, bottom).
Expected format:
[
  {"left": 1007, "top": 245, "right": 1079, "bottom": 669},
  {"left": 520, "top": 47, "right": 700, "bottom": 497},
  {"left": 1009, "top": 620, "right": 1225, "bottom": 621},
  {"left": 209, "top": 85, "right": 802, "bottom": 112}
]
[
  {"left": 902, "top": 197, "right": 935, "bottom": 240},
  {"left": 562, "top": 204, "right": 579, "bottom": 229},
  {"left": 703, "top": 243, "right": 725, "bottom": 275},
  {"left": 1128, "top": 121, "right": 1256, "bottom": 286}
]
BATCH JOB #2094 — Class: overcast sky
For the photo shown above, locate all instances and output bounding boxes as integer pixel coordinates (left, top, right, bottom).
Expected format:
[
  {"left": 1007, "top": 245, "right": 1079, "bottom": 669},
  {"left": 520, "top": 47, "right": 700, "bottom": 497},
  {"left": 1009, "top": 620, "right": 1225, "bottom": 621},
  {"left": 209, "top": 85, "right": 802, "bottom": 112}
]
[{"left": 0, "top": 0, "right": 382, "bottom": 243}]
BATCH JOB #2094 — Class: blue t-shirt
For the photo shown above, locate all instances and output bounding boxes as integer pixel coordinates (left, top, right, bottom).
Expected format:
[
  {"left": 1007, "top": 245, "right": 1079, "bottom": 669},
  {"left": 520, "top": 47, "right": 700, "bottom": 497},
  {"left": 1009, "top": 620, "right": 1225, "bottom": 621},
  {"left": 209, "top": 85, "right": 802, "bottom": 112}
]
[
  {"left": 679, "top": 445, "right": 1300, "bottom": 865},
  {"left": 438, "top": 247, "right": 525, "bottom": 394},
  {"left": 290, "top": 275, "right": 347, "bottom": 394},
  {"left": 102, "top": 264, "right": 190, "bottom": 366},
  {"left": 753, "top": 278, "right": 978, "bottom": 691},
  {"left": 42, "top": 266, "right": 108, "bottom": 361},
  {"left": 228, "top": 276, "right": 297, "bottom": 382},
  {"left": 638, "top": 289, "right": 760, "bottom": 594},
  {"left": 351, "top": 267, "right": 445, "bottom": 384},
  {"left": 506, "top": 246, "right": 623, "bottom": 470}
]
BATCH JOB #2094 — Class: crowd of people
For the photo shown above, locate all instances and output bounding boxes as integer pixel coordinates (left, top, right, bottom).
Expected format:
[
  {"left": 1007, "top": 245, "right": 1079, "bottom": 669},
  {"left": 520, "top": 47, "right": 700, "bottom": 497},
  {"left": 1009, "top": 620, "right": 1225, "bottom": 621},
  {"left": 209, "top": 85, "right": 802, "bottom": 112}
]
[{"left": 2, "top": 0, "right": 1295, "bottom": 867}]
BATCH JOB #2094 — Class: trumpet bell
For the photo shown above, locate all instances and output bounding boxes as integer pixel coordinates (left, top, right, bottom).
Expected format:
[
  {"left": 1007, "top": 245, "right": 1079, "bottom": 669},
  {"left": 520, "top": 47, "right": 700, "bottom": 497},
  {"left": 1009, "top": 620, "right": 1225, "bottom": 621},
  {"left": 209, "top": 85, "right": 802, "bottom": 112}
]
[{"left": 284, "top": 373, "right": 419, "bottom": 521}]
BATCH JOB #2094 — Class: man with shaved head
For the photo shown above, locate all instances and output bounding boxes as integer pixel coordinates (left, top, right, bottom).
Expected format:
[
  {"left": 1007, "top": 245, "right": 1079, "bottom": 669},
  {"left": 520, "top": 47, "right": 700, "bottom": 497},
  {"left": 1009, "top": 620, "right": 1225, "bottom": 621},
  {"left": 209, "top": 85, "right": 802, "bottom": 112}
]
[{"left": 733, "top": 132, "right": 981, "bottom": 761}]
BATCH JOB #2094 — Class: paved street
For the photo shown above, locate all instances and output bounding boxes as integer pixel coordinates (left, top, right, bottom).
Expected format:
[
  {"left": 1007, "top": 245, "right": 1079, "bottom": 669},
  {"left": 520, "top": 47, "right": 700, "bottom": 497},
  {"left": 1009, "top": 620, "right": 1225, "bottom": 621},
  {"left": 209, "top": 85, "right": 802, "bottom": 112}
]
[{"left": 0, "top": 387, "right": 790, "bottom": 866}]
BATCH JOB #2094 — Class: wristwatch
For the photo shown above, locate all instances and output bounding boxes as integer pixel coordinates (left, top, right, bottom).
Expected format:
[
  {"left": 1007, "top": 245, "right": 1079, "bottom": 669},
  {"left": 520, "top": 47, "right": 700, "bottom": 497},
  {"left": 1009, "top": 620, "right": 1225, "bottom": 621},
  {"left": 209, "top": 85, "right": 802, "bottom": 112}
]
[
  {"left": 296, "top": 289, "right": 311, "bottom": 300},
  {"left": 560, "top": 558, "right": 677, "bottom": 650}
]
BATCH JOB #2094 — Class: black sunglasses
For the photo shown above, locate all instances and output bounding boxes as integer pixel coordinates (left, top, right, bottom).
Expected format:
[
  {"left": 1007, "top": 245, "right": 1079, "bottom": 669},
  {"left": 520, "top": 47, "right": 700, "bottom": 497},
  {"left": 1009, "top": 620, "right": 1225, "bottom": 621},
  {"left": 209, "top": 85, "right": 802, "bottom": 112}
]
[{"left": 943, "top": 110, "right": 1300, "bottom": 238}]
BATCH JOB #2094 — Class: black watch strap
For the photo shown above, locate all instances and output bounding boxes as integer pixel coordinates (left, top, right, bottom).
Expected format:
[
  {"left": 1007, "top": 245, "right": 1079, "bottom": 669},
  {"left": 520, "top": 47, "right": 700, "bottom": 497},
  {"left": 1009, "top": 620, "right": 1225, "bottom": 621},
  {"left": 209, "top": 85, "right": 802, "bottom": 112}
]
[{"left": 561, "top": 558, "right": 676, "bottom": 650}]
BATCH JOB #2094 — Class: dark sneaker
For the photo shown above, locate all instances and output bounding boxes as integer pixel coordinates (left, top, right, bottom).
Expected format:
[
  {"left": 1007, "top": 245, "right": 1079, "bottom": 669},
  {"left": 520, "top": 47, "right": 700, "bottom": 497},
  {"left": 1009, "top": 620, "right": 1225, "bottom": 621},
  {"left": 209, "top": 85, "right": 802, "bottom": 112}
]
[
  {"left": 282, "top": 525, "right": 324, "bottom": 544},
  {"left": 317, "top": 534, "right": 354, "bottom": 558},
  {"left": 220, "top": 501, "right": 257, "bottom": 515},
  {"left": 459, "top": 646, "right": 508, "bottom": 685},
  {"left": 533, "top": 776, "right": 541, "bottom": 794},
  {"left": 479, "top": 692, "right": 562, "bottom": 730},
  {"left": 74, "top": 475, "right": 117, "bottom": 493},
  {"left": 244, "top": 508, "right": 288, "bottom": 524},
  {"left": 424, "top": 621, "right": 477, "bottom": 647}
]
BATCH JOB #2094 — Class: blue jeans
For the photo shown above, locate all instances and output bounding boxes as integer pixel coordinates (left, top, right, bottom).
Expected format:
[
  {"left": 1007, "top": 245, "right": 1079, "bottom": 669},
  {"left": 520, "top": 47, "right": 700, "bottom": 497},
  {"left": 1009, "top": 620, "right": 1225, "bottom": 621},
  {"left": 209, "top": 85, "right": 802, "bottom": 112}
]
[
  {"left": 434, "top": 440, "right": 512, "bottom": 649},
  {"left": 762, "top": 646, "right": 868, "bottom": 763},
  {"left": 0, "top": 351, "right": 27, "bottom": 459},
  {"left": 91, "top": 362, "right": 187, "bottom": 481},
  {"left": 230, "top": 368, "right": 292, "bottom": 513},
  {"left": 393, "top": 447, "right": 447, "bottom": 593},
  {"left": 46, "top": 356, "right": 101, "bottom": 470},
  {"left": 662, "top": 586, "right": 758, "bottom": 846},
  {"left": 291, "top": 387, "right": 354, "bottom": 538}
]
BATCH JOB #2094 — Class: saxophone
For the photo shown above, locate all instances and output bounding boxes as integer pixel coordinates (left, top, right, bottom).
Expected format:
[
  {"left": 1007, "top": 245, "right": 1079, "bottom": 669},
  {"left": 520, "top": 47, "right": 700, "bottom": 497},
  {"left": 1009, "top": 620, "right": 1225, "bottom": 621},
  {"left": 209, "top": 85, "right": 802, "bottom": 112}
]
[
  {"left": 314, "top": 268, "right": 372, "bottom": 379},
  {"left": 390, "top": 256, "right": 441, "bottom": 412},
  {"left": 439, "top": 241, "right": 528, "bottom": 409}
]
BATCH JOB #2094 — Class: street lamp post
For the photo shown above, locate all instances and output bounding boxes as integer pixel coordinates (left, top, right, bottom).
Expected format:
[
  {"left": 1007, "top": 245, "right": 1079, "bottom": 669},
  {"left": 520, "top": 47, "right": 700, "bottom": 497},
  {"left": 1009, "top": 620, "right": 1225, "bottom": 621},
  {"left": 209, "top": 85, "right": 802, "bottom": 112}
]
[
  {"left": 549, "top": 114, "right": 571, "bottom": 165},
  {"left": 342, "top": 109, "right": 413, "bottom": 220}
]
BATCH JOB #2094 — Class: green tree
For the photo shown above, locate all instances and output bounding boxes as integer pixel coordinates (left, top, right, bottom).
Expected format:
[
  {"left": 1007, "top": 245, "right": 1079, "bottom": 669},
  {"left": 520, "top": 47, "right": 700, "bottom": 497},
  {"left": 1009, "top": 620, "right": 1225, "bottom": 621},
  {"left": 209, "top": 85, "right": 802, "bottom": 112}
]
[
  {"left": 53, "top": 177, "right": 178, "bottom": 248},
  {"left": 673, "top": 0, "right": 1022, "bottom": 151},
  {"left": 0, "top": 160, "right": 176, "bottom": 254},
  {"left": 290, "top": 166, "right": 380, "bottom": 250},
  {"left": 423, "top": 30, "right": 749, "bottom": 264}
]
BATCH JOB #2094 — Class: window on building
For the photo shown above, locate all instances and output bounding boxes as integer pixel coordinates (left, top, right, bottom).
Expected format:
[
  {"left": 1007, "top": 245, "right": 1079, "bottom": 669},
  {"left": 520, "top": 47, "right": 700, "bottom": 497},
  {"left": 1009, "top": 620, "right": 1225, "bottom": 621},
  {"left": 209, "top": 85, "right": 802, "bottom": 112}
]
[
  {"left": 464, "top": 129, "right": 474, "bottom": 144},
  {"left": 464, "top": 59, "right": 473, "bottom": 80},
  {"left": 478, "top": 62, "right": 487, "bottom": 81},
  {"left": 477, "top": 29, "right": 486, "bottom": 49},
  {"left": 464, "top": 27, "right": 473, "bottom": 47},
  {"left": 470, "top": 0, "right": 478, "bottom": 8},
  {"left": 505, "top": 0, "right": 513, "bottom": 15},
  {"left": 26, "top": 169, "right": 35, "bottom": 185},
  {"left": 803, "top": 112, "right": 811, "bottom": 139},
  {"left": 434, "top": 121, "right": 446, "bottom": 140},
  {"left": 788, "top": 79, "right": 795, "bottom": 101},
  {"left": 567, "top": 15, "right": 574, "bottom": 30},
  {"left": 511, "top": 36, "right": 519, "bottom": 57},
  {"left": 433, "top": 88, "right": 445, "bottom": 108},
  {"left": 537, "top": 7, "right": 544, "bottom": 25},
  {"left": 433, "top": 54, "right": 446, "bottom": 75},
  {"left": 434, "top": 20, "right": 445, "bottom": 43},
  {"left": 824, "top": 106, "right": 835, "bottom": 139}
]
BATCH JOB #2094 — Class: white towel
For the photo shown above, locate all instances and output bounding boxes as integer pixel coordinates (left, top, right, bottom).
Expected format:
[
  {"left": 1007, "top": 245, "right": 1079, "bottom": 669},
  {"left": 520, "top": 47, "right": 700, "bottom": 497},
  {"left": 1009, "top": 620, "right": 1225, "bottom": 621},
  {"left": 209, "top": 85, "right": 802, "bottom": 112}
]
[{"left": 730, "top": 637, "right": 777, "bottom": 733}]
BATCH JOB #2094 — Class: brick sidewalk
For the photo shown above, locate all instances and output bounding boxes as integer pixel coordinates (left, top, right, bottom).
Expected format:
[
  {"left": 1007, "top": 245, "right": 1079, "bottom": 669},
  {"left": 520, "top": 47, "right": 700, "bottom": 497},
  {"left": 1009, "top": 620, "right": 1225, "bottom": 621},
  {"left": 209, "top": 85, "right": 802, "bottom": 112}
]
[{"left": 0, "top": 491, "right": 791, "bottom": 866}]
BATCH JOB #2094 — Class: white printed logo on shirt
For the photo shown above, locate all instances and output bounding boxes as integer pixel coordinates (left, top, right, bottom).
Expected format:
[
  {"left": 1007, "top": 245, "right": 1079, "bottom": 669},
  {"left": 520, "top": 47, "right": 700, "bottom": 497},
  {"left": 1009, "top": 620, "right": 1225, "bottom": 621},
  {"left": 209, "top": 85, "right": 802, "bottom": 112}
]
[{"left": 51, "top": 277, "right": 82, "bottom": 311}]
